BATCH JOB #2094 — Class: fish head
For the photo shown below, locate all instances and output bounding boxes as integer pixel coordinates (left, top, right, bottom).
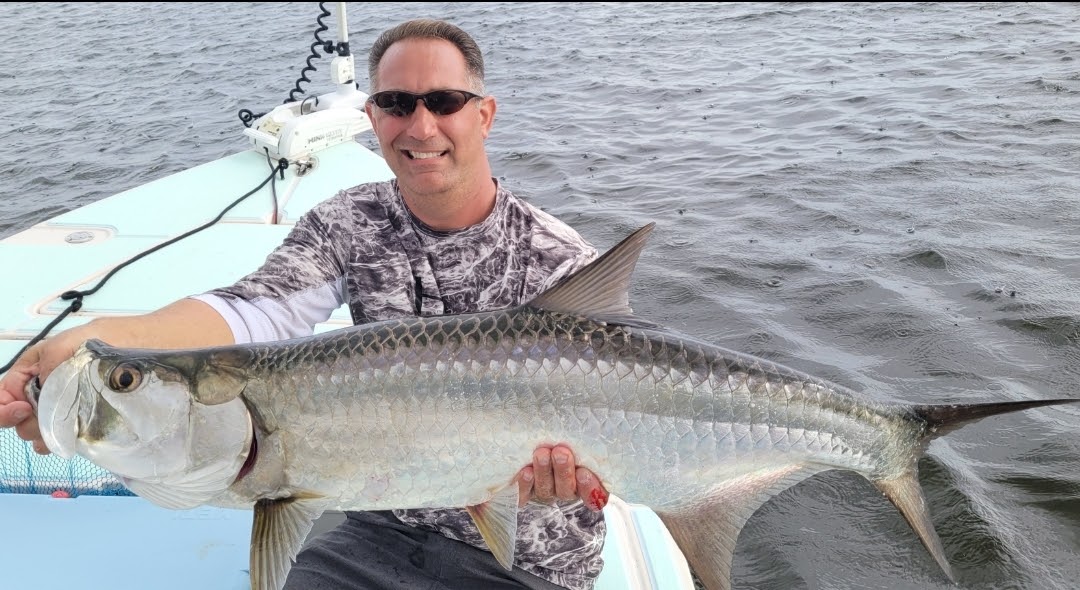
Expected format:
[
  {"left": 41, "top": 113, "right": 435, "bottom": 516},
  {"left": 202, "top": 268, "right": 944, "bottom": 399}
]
[{"left": 29, "top": 339, "right": 253, "bottom": 509}]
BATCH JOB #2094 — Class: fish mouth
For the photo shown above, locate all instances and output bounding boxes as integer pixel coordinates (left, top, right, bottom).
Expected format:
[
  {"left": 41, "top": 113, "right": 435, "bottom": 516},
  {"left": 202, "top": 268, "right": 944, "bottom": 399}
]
[
  {"left": 34, "top": 356, "right": 89, "bottom": 459},
  {"left": 25, "top": 376, "right": 42, "bottom": 411}
]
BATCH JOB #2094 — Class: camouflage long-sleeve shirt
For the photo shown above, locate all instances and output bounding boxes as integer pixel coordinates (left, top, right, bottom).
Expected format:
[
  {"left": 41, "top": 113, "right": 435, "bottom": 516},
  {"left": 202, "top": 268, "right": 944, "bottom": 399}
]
[{"left": 192, "top": 179, "right": 605, "bottom": 589}]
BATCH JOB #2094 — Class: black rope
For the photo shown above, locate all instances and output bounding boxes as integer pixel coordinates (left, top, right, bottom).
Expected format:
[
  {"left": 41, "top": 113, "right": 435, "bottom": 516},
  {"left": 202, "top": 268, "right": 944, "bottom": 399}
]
[
  {"left": 265, "top": 148, "right": 280, "bottom": 225},
  {"left": 0, "top": 158, "right": 289, "bottom": 375}
]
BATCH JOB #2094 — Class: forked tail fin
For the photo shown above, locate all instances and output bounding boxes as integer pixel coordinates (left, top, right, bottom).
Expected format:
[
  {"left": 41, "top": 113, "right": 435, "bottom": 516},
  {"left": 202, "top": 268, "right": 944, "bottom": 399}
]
[
  {"left": 912, "top": 397, "right": 1079, "bottom": 439},
  {"left": 654, "top": 398, "right": 1077, "bottom": 589},
  {"left": 877, "top": 397, "right": 1080, "bottom": 584}
]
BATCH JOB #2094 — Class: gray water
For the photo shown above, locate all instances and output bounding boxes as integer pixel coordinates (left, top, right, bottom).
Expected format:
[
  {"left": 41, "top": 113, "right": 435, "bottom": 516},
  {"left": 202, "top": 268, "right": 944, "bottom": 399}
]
[{"left": 2, "top": 2, "right": 1080, "bottom": 589}]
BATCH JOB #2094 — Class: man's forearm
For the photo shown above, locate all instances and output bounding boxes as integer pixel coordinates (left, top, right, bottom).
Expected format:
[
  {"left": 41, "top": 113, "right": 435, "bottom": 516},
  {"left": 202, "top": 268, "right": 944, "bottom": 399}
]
[
  {"left": 75, "top": 298, "right": 234, "bottom": 350},
  {"left": 2, "top": 296, "right": 236, "bottom": 445}
]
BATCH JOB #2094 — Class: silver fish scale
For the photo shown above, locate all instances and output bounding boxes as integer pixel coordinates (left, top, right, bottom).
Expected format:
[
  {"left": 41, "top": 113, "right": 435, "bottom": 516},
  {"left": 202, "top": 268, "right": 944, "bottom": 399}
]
[{"left": 236, "top": 308, "right": 910, "bottom": 510}]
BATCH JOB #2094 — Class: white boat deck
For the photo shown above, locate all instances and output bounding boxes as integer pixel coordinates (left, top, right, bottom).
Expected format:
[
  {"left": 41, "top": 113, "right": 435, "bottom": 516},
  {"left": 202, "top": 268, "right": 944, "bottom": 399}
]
[{"left": 3, "top": 484, "right": 687, "bottom": 590}]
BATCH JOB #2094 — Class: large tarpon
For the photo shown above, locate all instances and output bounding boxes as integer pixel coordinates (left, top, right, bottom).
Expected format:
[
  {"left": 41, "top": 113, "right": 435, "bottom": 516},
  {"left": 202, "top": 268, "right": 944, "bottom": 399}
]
[{"left": 28, "top": 223, "right": 1077, "bottom": 590}]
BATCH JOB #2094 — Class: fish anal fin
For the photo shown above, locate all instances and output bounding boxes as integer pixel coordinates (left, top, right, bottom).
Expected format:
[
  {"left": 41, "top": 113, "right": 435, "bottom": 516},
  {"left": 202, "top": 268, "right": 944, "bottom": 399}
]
[
  {"left": 657, "top": 464, "right": 824, "bottom": 590},
  {"left": 251, "top": 494, "right": 327, "bottom": 590},
  {"left": 528, "top": 223, "right": 659, "bottom": 328},
  {"left": 466, "top": 484, "right": 520, "bottom": 570},
  {"left": 875, "top": 473, "right": 956, "bottom": 583}
]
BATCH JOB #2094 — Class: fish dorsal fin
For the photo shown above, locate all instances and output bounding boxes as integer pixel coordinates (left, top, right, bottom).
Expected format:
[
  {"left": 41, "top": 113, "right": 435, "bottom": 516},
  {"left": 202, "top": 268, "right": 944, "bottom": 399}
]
[
  {"left": 874, "top": 472, "right": 956, "bottom": 583},
  {"left": 465, "top": 483, "right": 520, "bottom": 570},
  {"left": 251, "top": 494, "right": 327, "bottom": 590},
  {"left": 529, "top": 223, "right": 659, "bottom": 328},
  {"left": 656, "top": 463, "right": 825, "bottom": 590}
]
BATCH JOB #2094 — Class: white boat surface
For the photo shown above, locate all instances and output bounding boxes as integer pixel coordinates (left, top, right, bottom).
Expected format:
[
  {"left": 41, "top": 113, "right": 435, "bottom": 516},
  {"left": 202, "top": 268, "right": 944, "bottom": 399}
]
[{"left": 0, "top": 3, "right": 693, "bottom": 589}]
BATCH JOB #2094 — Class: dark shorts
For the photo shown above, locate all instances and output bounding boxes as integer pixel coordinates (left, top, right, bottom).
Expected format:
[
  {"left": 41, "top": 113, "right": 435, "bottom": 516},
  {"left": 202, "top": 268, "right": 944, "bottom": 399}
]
[{"left": 284, "top": 510, "right": 567, "bottom": 590}]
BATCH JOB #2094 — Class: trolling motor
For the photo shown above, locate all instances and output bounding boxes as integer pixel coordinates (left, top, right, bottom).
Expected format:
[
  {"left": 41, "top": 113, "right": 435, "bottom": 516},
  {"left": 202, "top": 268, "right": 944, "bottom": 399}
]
[{"left": 242, "top": 2, "right": 371, "bottom": 161}]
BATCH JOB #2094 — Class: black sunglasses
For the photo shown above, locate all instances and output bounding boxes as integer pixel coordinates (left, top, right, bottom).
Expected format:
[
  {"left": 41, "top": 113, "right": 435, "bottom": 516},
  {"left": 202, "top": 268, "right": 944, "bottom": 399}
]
[{"left": 368, "top": 90, "right": 483, "bottom": 117}]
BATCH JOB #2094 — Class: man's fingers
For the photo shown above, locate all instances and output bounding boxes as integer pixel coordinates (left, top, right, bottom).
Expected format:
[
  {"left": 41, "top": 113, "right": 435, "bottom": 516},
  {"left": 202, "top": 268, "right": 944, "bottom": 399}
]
[
  {"left": 12, "top": 404, "right": 48, "bottom": 455},
  {"left": 0, "top": 357, "right": 35, "bottom": 394},
  {"left": 526, "top": 445, "right": 603, "bottom": 507},
  {"left": 551, "top": 446, "right": 577, "bottom": 501},
  {"left": 14, "top": 410, "right": 42, "bottom": 443},
  {"left": 0, "top": 398, "right": 28, "bottom": 427},
  {"left": 516, "top": 466, "right": 534, "bottom": 507},
  {"left": 576, "top": 467, "right": 609, "bottom": 511},
  {"left": 1, "top": 400, "right": 33, "bottom": 427},
  {"left": 531, "top": 447, "right": 555, "bottom": 503}
]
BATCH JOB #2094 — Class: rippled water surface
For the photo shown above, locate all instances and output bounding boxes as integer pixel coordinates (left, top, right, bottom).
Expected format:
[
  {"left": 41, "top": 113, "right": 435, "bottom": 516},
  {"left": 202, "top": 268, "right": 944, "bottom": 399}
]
[{"left": 2, "top": 2, "right": 1079, "bottom": 589}]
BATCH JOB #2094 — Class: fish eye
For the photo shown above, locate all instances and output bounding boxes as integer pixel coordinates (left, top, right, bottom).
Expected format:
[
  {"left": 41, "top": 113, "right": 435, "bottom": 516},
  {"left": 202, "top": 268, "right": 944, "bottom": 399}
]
[{"left": 107, "top": 363, "right": 143, "bottom": 392}]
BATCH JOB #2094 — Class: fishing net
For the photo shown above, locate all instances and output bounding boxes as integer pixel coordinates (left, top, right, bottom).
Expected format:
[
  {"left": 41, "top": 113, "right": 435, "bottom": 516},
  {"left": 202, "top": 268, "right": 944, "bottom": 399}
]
[{"left": 0, "top": 427, "right": 132, "bottom": 496}]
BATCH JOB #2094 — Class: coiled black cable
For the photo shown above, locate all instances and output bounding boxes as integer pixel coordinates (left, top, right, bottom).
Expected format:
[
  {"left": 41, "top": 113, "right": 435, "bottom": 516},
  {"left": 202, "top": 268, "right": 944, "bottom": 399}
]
[
  {"left": 238, "top": 108, "right": 266, "bottom": 129},
  {"left": 286, "top": 2, "right": 337, "bottom": 104},
  {"left": 237, "top": 3, "right": 342, "bottom": 126}
]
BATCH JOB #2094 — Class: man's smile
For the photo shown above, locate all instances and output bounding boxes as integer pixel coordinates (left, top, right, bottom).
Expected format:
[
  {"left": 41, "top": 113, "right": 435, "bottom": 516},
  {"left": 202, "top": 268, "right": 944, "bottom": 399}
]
[{"left": 404, "top": 149, "right": 448, "bottom": 160}]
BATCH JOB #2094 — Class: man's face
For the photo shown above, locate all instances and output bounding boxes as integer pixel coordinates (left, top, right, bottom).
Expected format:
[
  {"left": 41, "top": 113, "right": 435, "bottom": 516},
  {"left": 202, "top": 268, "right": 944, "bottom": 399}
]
[{"left": 366, "top": 38, "right": 495, "bottom": 202}]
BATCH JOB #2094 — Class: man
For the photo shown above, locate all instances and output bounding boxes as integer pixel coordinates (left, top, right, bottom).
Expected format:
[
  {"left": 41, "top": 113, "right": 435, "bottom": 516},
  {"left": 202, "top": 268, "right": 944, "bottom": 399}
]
[{"left": 0, "top": 18, "right": 609, "bottom": 590}]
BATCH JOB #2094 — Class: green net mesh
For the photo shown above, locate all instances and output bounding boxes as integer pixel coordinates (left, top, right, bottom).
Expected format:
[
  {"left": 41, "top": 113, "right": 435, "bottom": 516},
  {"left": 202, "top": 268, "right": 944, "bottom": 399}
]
[{"left": 0, "top": 427, "right": 133, "bottom": 496}]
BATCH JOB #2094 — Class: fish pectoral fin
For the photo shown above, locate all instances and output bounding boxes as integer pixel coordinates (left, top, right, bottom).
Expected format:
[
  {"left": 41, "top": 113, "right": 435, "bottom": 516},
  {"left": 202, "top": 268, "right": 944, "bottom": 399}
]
[
  {"left": 466, "top": 484, "right": 520, "bottom": 570},
  {"left": 251, "top": 494, "right": 327, "bottom": 590},
  {"left": 874, "top": 472, "right": 955, "bottom": 583},
  {"left": 657, "top": 464, "right": 824, "bottom": 590}
]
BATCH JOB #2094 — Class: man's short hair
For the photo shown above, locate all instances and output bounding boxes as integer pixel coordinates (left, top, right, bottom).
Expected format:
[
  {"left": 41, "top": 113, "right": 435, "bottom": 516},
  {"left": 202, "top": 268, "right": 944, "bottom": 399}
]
[{"left": 368, "top": 19, "right": 486, "bottom": 94}]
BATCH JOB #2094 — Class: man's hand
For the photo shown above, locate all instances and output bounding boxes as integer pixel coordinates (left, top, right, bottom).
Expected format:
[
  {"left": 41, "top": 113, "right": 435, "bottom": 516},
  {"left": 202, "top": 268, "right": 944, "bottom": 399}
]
[
  {"left": 0, "top": 342, "right": 48, "bottom": 454},
  {"left": 0, "top": 323, "right": 99, "bottom": 455},
  {"left": 516, "top": 444, "right": 609, "bottom": 511}
]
